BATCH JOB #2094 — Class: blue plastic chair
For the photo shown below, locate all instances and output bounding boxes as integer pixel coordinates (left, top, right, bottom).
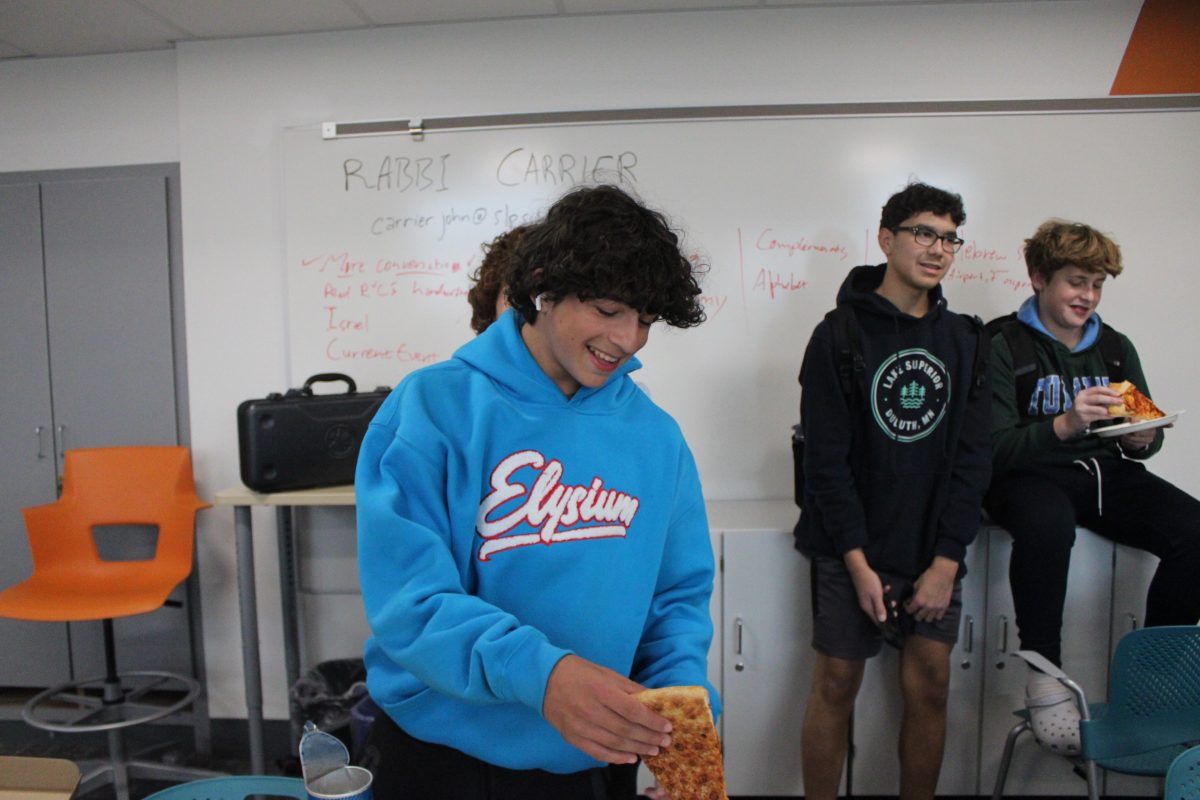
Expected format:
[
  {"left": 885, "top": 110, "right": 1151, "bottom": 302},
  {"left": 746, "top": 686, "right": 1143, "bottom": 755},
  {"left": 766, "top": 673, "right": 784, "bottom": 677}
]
[
  {"left": 1165, "top": 744, "right": 1200, "bottom": 800},
  {"left": 993, "top": 625, "right": 1200, "bottom": 800},
  {"left": 141, "top": 775, "right": 305, "bottom": 800}
]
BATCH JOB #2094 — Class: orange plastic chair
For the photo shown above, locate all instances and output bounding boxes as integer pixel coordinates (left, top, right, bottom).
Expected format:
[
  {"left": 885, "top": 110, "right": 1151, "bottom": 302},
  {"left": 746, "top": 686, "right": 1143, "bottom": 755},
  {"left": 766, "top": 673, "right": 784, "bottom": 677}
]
[{"left": 0, "top": 446, "right": 223, "bottom": 800}]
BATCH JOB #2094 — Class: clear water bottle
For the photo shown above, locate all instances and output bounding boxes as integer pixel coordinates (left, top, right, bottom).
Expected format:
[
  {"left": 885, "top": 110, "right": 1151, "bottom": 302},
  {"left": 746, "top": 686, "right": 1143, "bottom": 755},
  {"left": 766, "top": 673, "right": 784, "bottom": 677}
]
[{"left": 299, "top": 720, "right": 374, "bottom": 800}]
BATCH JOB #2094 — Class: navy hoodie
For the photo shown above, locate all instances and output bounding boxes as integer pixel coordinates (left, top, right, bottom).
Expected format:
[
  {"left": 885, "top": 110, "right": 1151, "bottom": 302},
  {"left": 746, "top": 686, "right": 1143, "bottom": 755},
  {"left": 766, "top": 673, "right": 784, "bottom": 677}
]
[{"left": 794, "top": 264, "right": 992, "bottom": 579}]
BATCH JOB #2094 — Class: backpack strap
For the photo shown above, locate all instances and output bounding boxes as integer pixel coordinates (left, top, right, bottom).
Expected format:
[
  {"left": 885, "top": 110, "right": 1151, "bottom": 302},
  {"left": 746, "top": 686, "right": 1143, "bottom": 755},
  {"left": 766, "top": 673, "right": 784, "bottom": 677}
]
[
  {"left": 994, "top": 317, "right": 1039, "bottom": 415},
  {"left": 795, "top": 306, "right": 864, "bottom": 511},
  {"left": 826, "top": 305, "right": 864, "bottom": 401},
  {"left": 1097, "top": 322, "right": 1125, "bottom": 383},
  {"left": 967, "top": 315, "right": 987, "bottom": 399}
]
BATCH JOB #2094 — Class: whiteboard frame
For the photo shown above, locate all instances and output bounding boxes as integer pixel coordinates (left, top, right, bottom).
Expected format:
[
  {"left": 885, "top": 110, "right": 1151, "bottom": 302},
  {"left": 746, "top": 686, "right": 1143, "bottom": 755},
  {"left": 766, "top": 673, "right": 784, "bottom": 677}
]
[{"left": 322, "top": 95, "right": 1200, "bottom": 139}]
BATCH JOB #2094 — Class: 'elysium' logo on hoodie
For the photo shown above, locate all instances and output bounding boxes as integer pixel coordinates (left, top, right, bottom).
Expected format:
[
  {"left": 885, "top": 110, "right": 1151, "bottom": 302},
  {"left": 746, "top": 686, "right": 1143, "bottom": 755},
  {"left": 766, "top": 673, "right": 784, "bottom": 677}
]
[
  {"left": 475, "top": 450, "right": 640, "bottom": 561},
  {"left": 871, "top": 349, "right": 950, "bottom": 442}
]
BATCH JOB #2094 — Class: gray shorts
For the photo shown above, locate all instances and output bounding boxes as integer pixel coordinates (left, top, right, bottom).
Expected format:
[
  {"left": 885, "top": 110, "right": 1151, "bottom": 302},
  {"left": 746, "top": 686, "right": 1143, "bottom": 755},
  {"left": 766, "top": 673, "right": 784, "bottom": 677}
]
[{"left": 811, "top": 555, "right": 962, "bottom": 660}]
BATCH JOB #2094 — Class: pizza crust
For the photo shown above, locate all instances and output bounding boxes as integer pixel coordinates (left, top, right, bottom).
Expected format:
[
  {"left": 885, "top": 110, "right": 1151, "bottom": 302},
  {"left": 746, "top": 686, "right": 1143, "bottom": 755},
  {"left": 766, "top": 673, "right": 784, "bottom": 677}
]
[
  {"left": 1107, "top": 381, "right": 1133, "bottom": 416},
  {"left": 1107, "top": 381, "right": 1166, "bottom": 420},
  {"left": 633, "top": 686, "right": 728, "bottom": 800}
]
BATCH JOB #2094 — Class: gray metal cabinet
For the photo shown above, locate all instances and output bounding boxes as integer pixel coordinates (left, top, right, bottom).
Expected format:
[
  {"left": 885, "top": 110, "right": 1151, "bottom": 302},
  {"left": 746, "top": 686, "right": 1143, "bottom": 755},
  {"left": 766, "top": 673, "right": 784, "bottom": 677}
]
[
  {"left": 0, "top": 168, "right": 190, "bottom": 687},
  {"left": 0, "top": 183, "right": 71, "bottom": 686}
]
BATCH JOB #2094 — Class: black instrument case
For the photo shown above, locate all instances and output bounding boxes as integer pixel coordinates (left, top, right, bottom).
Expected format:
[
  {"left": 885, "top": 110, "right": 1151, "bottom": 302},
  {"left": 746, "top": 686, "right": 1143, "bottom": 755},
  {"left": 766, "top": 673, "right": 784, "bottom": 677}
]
[{"left": 237, "top": 373, "right": 390, "bottom": 493}]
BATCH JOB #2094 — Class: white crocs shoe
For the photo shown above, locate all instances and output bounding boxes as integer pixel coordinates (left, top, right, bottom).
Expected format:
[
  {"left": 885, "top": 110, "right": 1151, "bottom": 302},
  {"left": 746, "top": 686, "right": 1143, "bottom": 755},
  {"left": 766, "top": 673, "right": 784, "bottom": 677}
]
[{"left": 1025, "top": 673, "right": 1081, "bottom": 755}]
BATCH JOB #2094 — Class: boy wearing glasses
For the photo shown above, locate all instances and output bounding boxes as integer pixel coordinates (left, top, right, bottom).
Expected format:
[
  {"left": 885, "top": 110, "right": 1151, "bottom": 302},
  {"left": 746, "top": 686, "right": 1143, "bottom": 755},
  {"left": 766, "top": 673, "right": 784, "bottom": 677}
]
[
  {"left": 984, "top": 220, "right": 1200, "bottom": 754},
  {"left": 795, "top": 182, "right": 991, "bottom": 800}
]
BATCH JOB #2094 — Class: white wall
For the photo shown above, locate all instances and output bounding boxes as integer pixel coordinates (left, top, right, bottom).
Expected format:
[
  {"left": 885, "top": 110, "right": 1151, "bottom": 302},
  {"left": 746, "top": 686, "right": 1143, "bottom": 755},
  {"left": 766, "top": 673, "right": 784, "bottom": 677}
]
[
  {"left": 4, "top": 1, "right": 1170, "bottom": 720},
  {"left": 0, "top": 50, "right": 178, "bottom": 170}
]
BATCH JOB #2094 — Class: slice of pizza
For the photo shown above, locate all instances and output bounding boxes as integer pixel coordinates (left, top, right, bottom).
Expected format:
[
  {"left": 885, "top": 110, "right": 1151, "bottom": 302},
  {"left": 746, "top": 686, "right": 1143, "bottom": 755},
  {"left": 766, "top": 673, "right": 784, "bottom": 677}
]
[
  {"left": 633, "top": 685, "right": 728, "bottom": 800},
  {"left": 1107, "top": 381, "right": 1166, "bottom": 421}
]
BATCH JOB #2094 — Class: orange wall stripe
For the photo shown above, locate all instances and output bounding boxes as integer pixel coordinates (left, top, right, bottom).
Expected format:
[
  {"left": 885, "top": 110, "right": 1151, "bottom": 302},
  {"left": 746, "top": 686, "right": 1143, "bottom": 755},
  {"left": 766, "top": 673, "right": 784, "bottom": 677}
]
[{"left": 1111, "top": 0, "right": 1200, "bottom": 95}]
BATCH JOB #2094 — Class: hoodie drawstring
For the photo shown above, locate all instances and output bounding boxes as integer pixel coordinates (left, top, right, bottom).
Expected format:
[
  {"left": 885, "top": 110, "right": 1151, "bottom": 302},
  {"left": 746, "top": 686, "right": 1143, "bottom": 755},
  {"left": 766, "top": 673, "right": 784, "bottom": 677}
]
[{"left": 1072, "top": 457, "right": 1103, "bottom": 516}]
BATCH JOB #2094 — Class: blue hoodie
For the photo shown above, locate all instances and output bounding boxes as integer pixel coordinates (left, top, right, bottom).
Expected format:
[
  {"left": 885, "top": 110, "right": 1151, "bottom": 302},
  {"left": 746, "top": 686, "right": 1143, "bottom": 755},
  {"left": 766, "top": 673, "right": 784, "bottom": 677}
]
[{"left": 355, "top": 309, "right": 718, "bottom": 774}]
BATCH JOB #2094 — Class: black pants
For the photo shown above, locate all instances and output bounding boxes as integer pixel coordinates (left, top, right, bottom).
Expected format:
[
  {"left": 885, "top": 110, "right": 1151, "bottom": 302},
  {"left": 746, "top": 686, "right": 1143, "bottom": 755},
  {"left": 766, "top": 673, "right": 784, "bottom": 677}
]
[
  {"left": 358, "top": 709, "right": 639, "bottom": 800},
  {"left": 985, "top": 459, "right": 1200, "bottom": 666}
]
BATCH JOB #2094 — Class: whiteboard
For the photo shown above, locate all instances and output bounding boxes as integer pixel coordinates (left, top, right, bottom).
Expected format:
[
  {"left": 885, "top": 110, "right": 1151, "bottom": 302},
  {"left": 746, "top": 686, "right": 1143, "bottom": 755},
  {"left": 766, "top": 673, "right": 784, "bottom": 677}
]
[{"left": 282, "top": 111, "right": 1200, "bottom": 499}]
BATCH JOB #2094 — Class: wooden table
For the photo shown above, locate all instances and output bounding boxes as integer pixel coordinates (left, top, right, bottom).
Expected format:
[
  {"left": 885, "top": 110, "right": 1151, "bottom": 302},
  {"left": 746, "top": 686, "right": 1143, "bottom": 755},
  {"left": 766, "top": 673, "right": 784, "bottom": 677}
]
[{"left": 0, "top": 756, "right": 81, "bottom": 799}]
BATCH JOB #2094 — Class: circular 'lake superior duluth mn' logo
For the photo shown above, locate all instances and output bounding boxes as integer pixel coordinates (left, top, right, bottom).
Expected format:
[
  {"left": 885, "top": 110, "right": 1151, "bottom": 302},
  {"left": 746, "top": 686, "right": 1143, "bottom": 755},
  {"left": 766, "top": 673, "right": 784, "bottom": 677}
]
[{"left": 871, "top": 349, "right": 950, "bottom": 442}]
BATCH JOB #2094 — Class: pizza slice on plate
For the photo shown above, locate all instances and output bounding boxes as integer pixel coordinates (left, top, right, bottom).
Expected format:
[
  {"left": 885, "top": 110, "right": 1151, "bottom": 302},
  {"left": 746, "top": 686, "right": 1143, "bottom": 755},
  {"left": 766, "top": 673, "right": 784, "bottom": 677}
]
[
  {"left": 1107, "top": 381, "right": 1166, "bottom": 421},
  {"left": 633, "top": 685, "right": 728, "bottom": 800}
]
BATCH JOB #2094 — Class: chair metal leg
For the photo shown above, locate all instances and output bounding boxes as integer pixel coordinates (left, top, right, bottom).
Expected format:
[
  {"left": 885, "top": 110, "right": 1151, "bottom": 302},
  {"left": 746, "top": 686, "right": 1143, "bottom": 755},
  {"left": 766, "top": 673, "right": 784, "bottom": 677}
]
[
  {"left": 127, "top": 760, "right": 227, "bottom": 783},
  {"left": 113, "top": 761, "right": 130, "bottom": 800},
  {"left": 107, "top": 726, "right": 131, "bottom": 800},
  {"left": 72, "top": 733, "right": 226, "bottom": 800},
  {"left": 992, "top": 719, "right": 1032, "bottom": 800},
  {"left": 77, "top": 763, "right": 220, "bottom": 800},
  {"left": 1084, "top": 759, "right": 1101, "bottom": 800},
  {"left": 23, "top": 618, "right": 225, "bottom": 799},
  {"left": 76, "top": 763, "right": 126, "bottom": 800}
]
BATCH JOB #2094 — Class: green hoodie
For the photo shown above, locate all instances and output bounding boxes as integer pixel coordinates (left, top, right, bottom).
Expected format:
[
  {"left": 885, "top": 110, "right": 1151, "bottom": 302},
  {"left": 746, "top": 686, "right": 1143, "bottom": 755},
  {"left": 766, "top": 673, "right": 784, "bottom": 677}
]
[{"left": 990, "top": 321, "right": 1162, "bottom": 475}]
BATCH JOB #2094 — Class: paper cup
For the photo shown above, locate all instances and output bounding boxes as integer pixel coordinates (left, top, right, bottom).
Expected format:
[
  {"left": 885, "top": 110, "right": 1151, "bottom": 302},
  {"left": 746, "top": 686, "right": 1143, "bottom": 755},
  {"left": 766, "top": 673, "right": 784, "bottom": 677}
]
[{"left": 305, "top": 764, "right": 373, "bottom": 800}]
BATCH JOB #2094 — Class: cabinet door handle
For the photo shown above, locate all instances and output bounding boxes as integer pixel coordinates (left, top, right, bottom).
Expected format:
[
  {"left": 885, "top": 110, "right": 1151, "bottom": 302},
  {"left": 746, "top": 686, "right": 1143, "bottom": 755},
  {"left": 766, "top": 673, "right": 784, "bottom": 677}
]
[
  {"left": 995, "top": 614, "right": 1009, "bottom": 668},
  {"left": 734, "top": 617, "right": 745, "bottom": 672},
  {"left": 35, "top": 425, "right": 47, "bottom": 459}
]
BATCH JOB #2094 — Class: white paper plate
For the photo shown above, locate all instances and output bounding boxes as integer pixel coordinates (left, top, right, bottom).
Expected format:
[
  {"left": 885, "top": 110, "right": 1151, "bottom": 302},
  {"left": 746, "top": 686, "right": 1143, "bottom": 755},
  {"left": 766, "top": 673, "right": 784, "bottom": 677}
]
[{"left": 1090, "top": 410, "right": 1183, "bottom": 438}]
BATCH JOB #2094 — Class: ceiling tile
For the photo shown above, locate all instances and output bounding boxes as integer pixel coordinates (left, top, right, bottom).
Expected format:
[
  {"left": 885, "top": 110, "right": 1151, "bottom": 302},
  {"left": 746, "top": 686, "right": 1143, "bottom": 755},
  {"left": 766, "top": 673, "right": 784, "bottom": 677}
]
[
  {"left": 353, "top": 0, "right": 558, "bottom": 26},
  {"left": 563, "top": 0, "right": 757, "bottom": 11},
  {"left": 763, "top": 0, "right": 985, "bottom": 4},
  {"left": 0, "top": 0, "right": 1016, "bottom": 59},
  {"left": 0, "top": 39, "right": 28, "bottom": 57},
  {"left": 0, "top": 0, "right": 182, "bottom": 56},
  {"left": 139, "top": 0, "right": 370, "bottom": 38}
]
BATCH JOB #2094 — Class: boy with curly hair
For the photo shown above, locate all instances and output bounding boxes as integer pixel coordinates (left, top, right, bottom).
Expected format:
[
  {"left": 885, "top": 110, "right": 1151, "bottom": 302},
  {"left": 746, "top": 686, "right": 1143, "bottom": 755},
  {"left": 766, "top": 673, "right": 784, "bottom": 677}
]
[
  {"left": 356, "top": 184, "right": 716, "bottom": 800},
  {"left": 466, "top": 225, "right": 530, "bottom": 335}
]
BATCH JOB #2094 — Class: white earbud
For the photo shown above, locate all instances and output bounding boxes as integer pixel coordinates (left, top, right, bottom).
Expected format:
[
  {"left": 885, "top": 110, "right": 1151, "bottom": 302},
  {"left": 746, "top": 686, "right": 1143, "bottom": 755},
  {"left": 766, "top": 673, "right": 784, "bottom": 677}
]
[{"left": 534, "top": 294, "right": 544, "bottom": 312}]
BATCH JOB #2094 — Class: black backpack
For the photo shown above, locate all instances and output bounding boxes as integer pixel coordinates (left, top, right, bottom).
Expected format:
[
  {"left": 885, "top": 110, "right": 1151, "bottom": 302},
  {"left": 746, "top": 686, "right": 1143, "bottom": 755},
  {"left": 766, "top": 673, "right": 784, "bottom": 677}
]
[
  {"left": 983, "top": 312, "right": 1124, "bottom": 418},
  {"left": 792, "top": 305, "right": 988, "bottom": 508}
]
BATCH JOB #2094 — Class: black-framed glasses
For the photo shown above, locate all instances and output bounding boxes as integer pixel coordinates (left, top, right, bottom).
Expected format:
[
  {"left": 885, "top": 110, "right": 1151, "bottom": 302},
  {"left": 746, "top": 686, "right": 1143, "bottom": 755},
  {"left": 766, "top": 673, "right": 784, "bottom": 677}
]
[{"left": 891, "top": 225, "right": 965, "bottom": 254}]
